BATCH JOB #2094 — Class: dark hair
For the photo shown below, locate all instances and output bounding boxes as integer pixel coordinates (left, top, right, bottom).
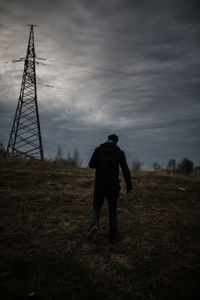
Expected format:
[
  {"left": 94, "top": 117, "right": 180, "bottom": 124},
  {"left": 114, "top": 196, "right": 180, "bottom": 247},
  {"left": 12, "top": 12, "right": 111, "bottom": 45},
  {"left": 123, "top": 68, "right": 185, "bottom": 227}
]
[{"left": 108, "top": 134, "right": 119, "bottom": 144}]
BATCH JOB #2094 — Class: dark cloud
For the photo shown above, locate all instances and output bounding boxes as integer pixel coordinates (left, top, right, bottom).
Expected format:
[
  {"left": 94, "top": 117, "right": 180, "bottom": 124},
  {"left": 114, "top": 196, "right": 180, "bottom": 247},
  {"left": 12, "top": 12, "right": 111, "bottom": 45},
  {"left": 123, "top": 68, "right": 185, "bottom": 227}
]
[
  {"left": 174, "top": 0, "right": 200, "bottom": 23},
  {"left": 0, "top": 0, "right": 199, "bottom": 168}
]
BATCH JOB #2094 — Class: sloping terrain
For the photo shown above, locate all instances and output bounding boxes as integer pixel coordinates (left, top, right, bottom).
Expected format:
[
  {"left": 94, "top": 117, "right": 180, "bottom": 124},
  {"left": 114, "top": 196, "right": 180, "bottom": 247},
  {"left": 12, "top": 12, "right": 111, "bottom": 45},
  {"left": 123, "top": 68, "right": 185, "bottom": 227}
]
[{"left": 0, "top": 159, "right": 199, "bottom": 299}]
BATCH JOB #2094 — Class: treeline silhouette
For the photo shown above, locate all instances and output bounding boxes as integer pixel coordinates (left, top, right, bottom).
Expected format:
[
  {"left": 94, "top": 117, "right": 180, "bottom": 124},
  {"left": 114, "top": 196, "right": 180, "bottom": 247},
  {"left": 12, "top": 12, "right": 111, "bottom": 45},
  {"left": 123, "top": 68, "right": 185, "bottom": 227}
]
[
  {"left": 1, "top": 141, "right": 199, "bottom": 175},
  {"left": 132, "top": 157, "right": 199, "bottom": 175},
  {"left": 55, "top": 145, "right": 82, "bottom": 167},
  {"left": 151, "top": 158, "right": 199, "bottom": 175}
]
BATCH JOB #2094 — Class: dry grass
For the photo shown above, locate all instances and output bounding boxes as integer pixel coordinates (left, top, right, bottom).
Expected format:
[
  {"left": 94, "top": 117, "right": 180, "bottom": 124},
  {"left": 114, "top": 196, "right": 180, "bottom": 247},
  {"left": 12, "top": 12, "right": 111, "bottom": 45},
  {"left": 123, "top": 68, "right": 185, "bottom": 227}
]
[{"left": 0, "top": 158, "right": 200, "bottom": 299}]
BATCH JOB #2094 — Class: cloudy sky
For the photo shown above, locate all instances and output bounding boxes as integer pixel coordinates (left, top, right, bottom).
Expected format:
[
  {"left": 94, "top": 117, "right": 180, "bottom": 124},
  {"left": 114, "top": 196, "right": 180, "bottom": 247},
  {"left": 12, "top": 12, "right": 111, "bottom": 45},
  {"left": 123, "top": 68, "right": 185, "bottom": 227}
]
[{"left": 0, "top": 0, "right": 199, "bottom": 168}]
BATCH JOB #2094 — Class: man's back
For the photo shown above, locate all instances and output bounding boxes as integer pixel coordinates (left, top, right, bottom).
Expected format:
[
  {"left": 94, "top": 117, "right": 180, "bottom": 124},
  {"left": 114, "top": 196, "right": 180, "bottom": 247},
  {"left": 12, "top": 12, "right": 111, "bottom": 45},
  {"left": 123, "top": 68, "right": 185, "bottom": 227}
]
[{"left": 89, "top": 141, "right": 132, "bottom": 191}]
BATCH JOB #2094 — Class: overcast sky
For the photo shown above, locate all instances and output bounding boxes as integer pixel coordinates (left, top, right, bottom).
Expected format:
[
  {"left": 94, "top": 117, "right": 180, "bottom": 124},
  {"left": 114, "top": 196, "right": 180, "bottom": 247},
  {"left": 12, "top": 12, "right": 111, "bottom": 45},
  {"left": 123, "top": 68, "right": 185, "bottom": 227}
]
[{"left": 0, "top": 0, "right": 199, "bottom": 168}]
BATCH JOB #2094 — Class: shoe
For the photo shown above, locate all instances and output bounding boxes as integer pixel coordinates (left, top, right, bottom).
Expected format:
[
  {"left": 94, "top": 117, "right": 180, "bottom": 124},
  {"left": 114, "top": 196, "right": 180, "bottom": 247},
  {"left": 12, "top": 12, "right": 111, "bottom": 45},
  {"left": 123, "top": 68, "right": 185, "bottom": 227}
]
[{"left": 87, "top": 226, "right": 98, "bottom": 240}]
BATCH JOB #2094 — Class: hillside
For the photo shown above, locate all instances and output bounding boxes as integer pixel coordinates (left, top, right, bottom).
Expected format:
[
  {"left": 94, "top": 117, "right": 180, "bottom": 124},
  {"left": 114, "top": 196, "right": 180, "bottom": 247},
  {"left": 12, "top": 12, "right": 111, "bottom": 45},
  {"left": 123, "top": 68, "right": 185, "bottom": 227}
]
[{"left": 0, "top": 159, "right": 199, "bottom": 299}]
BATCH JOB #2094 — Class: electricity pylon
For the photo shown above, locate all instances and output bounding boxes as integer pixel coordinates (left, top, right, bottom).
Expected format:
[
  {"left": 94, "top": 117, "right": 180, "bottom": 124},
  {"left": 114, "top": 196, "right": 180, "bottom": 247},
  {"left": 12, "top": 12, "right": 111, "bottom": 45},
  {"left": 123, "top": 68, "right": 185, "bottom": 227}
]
[{"left": 7, "top": 25, "right": 44, "bottom": 160}]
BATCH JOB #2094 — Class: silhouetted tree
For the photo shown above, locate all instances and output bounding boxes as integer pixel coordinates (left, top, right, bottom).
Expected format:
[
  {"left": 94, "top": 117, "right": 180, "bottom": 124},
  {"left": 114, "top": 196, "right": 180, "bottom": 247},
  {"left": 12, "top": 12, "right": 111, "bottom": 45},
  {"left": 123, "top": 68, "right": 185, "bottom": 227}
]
[
  {"left": 73, "top": 148, "right": 82, "bottom": 167},
  {"left": 0, "top": 142, "right": 6, "bottom": 158},
  {"left": 178, "top": 158, "right": 194, "bottom": 175},
  {"left": 66, "top": 151, "right": 73, "bottom": 164},
  {"left": 66, "top": 149, "right": 82, "bottom": 167},
  {"left": 167, "top": 159, "right": 176, "bottom": 172},
  {"left": 132, "top": 160, "right": 142, "bottom": 171},
  {"left": 194, "top": 166, "right": 200, "bottom": 174},
  {"left": 67, "top": 151, "right": 71, "bottom": 161},
  {"left": 152, "top": 162, "right": 160, "bottom": 172},
  {"left": 56, "top": 145, "right": 63, "bottom": 161}
]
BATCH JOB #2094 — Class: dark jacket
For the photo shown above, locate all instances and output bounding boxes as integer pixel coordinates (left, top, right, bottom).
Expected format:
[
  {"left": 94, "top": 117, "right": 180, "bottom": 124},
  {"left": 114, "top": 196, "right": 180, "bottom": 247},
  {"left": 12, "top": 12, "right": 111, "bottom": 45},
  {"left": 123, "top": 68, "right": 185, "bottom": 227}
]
[{"left": 89, "top": 142, "right": 132, "bottom": 191}]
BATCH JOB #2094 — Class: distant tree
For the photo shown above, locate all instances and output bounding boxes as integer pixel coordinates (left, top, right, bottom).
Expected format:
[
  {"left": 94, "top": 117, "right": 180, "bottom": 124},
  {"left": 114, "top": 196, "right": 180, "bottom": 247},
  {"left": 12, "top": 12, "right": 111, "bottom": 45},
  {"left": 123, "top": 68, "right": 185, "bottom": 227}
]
[
  {"left": 194, "top": 166, "right": 200, "bottom": 174},
  {"left": 66, "top": 151, "right": 72, "bottom": 163},
  {"left": 167, "top": 159, "right": 176, "bottom": 172},
  {"left": 0, "top": 142, "right": 6, "bottom": 158},
  {"left": 132, "top": 160, "right": 142, "bottom": 172},
  {"left": 67, "top": 151, "right": 71, "bottom": 161},
  {"left": 65, "top": 149, "right": 82, "bottom": 167},
  {"left": 73, "top": 148, "right": 82, "bottom": 167},
  {"left": 152, "top": 162, "right": 160, "bottom": 172},
  {"left": 178, "top": 158, "right": 194, "bottom": 175},
  {"left": 56, "top": 145, "right": 63, "bottom": 161}
]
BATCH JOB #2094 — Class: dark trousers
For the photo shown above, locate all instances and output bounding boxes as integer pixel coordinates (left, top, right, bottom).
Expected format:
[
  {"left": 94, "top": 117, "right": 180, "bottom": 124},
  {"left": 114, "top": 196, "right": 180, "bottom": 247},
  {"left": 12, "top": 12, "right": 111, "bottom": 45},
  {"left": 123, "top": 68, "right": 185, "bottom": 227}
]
[{"left": 92, "top": 184, "right": 120, "bottom": 241}]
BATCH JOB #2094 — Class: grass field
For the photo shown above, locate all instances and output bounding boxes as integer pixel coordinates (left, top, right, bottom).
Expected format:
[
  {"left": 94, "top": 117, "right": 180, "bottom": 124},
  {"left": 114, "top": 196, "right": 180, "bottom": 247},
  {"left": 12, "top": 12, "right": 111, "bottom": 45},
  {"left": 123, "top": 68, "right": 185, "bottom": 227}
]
[{"left": 0, "top": 158, "right": 199, "bottom": 299}]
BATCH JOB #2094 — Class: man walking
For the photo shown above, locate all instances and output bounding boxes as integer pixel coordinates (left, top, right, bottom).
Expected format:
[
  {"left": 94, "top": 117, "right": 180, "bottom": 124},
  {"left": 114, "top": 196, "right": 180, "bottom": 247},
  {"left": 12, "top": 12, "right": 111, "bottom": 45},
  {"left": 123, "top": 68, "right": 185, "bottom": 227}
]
[{"left": 88, "top": 134, "right": 132, "bottom": 243}]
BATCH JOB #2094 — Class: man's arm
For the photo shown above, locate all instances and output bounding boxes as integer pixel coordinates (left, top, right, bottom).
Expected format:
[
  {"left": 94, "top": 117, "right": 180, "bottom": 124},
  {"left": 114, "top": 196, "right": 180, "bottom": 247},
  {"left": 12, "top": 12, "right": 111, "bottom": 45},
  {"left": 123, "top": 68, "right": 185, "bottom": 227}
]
[
  {"left": 119, "top": 151, "right": 133, "bottom": 192},
  {"left": 89, "top": 148, "right": 99, "bottom": 169}
]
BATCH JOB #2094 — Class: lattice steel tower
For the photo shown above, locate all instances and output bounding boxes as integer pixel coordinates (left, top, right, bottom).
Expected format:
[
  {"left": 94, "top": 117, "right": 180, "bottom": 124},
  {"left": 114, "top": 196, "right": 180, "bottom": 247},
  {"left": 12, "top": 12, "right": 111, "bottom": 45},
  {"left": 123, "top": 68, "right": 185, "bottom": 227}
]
[{"left": 7, "top": 25, "right": 44, "bottom": 160}]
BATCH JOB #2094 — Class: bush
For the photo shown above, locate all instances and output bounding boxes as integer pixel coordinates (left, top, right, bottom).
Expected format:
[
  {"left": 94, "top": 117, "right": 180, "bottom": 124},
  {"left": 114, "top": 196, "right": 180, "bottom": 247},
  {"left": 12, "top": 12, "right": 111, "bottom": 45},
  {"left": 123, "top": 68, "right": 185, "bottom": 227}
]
[
  {"left": 131, "top": 160, "right": 142, "bottom": 172},
  {"left": 167, "top": 159, "right": 176, "bottom": 172},
  {"left": 0, "top": 142, "right": 6, "bottom": 158},
  {"left": 177, "top": 158, "right": 194, "bottom": 175},
  {"left": 152, "top": 162, "right": 160, "bottom": 172}
]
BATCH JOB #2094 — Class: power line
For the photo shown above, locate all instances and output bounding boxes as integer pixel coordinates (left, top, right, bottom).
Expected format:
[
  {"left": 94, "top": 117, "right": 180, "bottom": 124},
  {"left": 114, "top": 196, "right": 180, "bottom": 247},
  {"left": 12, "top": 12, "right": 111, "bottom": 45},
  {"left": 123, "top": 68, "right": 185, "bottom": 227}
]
[
  {"left": 46, "top": 58, "right": 200, "bottom": 87},
  {"left": 1, "top": 56, "right": 200, "bottom": 94},
  {"left": 1, "top": 22, "right": 198, "bottom": 60},
  {"left": 0, "top": 81, "right": 182, "bottom": 106},
  {"left": 43, "top": 59, "right": 200, "bottom": 94},
  {"left": 37, "top": 83, "right": 54, "bottom": 88},
  {"left": 1, "top": 66, "right": 199, "bottom": 95},
  {"left": 1, "top": 56, "right": 199, "bottom": 90},
  {"left": 38, "top": 23, "right": 198, "bottom": 53},
  {"left": 0, "top": 23, "right": 177, "bottom": 48}
]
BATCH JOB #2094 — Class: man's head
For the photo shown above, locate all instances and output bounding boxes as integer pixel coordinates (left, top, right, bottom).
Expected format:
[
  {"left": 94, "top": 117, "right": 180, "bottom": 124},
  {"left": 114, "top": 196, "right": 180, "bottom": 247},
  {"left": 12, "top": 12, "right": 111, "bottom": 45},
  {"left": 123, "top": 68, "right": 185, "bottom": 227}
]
[{"left": 108, "top": 134, "right": 119, "bottom": 144}]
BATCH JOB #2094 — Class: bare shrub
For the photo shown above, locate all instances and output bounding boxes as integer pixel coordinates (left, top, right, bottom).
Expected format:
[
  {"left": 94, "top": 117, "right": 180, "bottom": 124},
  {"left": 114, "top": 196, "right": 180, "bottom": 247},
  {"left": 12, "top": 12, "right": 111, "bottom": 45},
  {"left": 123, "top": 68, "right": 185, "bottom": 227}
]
[
  {"left": 131, "top": 160, "right": 142, "bottom": 172},
  {"left": 177, "top": 158, "right": 194, "bottom": 175},
  {"left": 152, "top": 162, "right": 160, "bottom": 172}
]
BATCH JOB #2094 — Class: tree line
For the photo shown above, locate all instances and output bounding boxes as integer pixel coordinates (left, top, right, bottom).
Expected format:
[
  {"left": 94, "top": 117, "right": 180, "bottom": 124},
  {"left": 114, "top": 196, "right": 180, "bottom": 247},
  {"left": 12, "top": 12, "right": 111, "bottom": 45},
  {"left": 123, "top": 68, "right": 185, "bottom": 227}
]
[
  {"left": 132, "top": 158, "right": 199, "bottom": 175},
  {"left": 0, "top": 142, "right": 82, "bottom": 167},
  {"left": 55, "top": 145, "right": 82, "bottom": 167},
  {"left": 1, "top": 141, "right": 199, "bottom": 175}
]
